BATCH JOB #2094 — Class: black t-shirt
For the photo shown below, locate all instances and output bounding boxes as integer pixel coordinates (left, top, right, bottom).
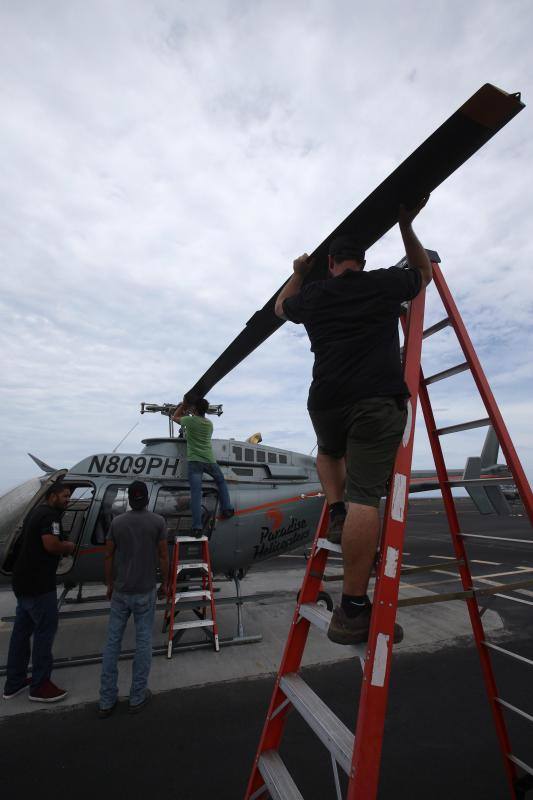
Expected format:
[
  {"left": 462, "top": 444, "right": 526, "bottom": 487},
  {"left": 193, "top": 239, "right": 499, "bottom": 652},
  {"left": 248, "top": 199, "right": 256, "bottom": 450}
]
[
  {"left": 283, "top": 266, "right": 422, "bottom": 410},
  {"left": 12, "top": 504, "right": 64, "bottom": 597}
]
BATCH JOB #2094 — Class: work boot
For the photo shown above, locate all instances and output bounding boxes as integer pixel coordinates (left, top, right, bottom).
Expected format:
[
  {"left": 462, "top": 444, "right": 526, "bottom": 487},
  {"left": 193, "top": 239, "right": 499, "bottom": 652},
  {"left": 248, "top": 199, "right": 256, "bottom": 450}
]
[
  {"left": 29, "top": 679, "right": 68, "bottom": 703},
  {"left": 327, "top": 605, "right": 404, "bottom": 646},
  {"left": 220, "top": 508, "right": 235, "bottom": 519},
  {"left": 192, "top": 528, "right": 203, "bottom": 539},
  {"left": 97, "top": 700, "right": 118, "bottom": 719},
  {"left": 129, "top": 689, "right": 152, "bottom": 714},
  {"left": 327, "top": 511, "right": 346, "bottom": 544}
]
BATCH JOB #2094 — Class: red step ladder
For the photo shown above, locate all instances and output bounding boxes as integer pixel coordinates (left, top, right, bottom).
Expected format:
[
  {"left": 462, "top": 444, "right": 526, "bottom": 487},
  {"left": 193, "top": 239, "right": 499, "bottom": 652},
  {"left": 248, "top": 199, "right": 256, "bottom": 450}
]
[
  {"left": 244, "top": 254, "right": 533, "bottom": 800},
  {"left": 166, "top": 534, "right": 220, "bottom": 657}
]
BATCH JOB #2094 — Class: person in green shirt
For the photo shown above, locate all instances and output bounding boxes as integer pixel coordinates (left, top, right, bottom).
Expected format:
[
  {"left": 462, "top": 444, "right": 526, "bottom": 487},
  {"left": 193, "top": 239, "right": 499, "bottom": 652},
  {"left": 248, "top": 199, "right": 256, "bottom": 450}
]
[{"left": 172, "top": 397, "right": 234, "bottom": 537}]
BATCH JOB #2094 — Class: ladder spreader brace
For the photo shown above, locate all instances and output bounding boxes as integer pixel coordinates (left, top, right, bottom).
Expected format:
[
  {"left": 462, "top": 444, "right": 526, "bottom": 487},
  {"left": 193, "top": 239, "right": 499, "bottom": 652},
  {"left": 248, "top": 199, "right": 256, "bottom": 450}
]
[{"left": 244, "top": 256, "right": 533, "bottom": 800}]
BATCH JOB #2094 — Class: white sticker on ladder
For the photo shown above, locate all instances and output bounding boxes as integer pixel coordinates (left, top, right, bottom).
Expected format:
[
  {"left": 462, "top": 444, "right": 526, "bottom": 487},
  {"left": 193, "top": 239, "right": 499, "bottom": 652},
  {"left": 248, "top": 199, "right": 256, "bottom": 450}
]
[
  {"left": 384, "top": 546, "right": 399, "bottom": 578},
  {"left": 391, "top": 473, "right": 407, "bottom": 521},
  {"left": 371, "top": 633, "right": 389, "bottom": 687},
  {"left": 402, "top": 400, "right": 413, "bottom": 447}
]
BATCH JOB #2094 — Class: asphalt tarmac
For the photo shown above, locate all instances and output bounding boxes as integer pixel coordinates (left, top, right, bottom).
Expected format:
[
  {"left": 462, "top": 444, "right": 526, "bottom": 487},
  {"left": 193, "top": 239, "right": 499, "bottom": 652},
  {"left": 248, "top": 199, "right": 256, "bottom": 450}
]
[{"left": 1, "top": 498, "right": 532, "bottom": 800}]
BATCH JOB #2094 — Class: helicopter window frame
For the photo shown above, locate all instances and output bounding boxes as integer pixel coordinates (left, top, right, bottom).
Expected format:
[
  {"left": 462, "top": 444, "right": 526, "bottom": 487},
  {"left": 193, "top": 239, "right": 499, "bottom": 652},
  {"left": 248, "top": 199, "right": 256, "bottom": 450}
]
[
  {"left": 232, "top": 446, "right": 243, "bottom": 461},
  {"left": 268, "top": 452, "right": 278, "bottom": 464},
  {"left": 244, "top": 448, "right": 254, "bottom": 462},
  {"left": 256, "top": 450, "right": 266, "bottom": 463},
  {"left": 279, "top": 454, "right": 288, "bottom": 464}
]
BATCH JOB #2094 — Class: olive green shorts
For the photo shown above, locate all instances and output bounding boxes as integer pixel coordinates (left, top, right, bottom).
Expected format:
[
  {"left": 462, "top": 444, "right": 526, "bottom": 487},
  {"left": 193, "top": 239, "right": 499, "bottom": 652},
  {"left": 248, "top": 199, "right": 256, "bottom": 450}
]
[{"left": 309, "top": 396, "right": 408, "bottom": 508}]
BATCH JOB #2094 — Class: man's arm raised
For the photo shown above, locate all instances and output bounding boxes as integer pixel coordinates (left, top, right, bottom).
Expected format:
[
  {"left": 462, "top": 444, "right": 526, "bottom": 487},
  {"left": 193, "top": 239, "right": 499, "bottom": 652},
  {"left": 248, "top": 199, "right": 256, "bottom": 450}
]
[{"left": 398, "top": 196, "right": 432, "bottom": 287}]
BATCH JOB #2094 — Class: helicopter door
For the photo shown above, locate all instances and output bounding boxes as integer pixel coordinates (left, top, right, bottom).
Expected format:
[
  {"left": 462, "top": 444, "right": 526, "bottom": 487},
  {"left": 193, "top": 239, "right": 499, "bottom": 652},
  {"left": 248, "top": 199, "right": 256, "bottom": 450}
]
[{"left": 0, "top": 469, "right": 68, "bottom": 574}]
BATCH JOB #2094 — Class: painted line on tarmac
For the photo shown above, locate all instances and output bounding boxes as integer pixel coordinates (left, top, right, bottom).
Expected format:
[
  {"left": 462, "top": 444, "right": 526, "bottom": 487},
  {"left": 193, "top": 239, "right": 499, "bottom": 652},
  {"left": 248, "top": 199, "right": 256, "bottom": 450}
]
[
  {"left": 492, "top": 594, "right": 533, "bottom": 607},
  {"left": 429, "top": 555, "right": 456, "bottom": 560},
  {"left": 434, "top": 567, "right": 533, "bottom": 580}
]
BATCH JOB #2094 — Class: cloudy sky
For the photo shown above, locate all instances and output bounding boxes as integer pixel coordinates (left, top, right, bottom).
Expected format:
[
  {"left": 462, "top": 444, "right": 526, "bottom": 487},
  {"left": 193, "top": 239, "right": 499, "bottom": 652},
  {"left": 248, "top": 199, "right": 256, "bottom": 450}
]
[{"left": 1, "top": 0, "right": 532, "bottom": 496}]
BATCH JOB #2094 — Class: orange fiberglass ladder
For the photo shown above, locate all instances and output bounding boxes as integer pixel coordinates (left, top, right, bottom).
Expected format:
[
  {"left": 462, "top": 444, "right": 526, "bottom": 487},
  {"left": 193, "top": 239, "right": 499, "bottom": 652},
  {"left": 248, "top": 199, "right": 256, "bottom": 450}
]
[
  {"left": 166, "top": 534, "right": 220, "bottom": 657},
  {"left": 244, "top": 251, "right": 533, "bottom": 800}
]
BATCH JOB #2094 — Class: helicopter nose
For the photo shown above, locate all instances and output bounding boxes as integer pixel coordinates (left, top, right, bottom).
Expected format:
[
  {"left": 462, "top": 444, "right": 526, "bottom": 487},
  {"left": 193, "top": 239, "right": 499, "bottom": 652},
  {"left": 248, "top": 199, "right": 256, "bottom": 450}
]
[{"left": 0, "top": 477, "right": 42, "bottom": 554}]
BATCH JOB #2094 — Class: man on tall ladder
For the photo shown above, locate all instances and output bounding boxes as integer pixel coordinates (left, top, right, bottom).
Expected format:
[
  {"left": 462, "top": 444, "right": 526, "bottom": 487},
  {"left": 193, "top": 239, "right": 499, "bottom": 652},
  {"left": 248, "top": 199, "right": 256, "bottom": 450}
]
[
  {"left": 274, "top": 198, "right": 432, "bottom": 645},
  {"left": 173, "top": 396, "right": 234, "bottom": 537}
]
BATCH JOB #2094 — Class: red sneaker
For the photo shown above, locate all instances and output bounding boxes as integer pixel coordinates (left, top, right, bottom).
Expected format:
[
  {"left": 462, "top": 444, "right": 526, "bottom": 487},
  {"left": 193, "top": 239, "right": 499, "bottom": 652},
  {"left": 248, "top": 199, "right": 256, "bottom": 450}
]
[{"left": 29, "top": 680, "right": 68, "bottom": 703}]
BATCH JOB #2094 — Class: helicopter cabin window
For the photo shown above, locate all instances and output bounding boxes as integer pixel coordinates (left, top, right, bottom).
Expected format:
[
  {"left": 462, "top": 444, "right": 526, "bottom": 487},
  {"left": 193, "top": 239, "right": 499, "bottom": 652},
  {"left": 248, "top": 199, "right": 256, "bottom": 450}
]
[
  {"left": 268, "top": 452, "right": 277, "bottom": 464},
  {"left": 279, "top": 455, "right": 288, "bottom": 464},
  {"left": 256, "top": 451, "right": 265, "bottom": 463},
  {"left": 154, "top": 486, "right": 217, "bottom": 537},
  {"left": 92, "top": 485, "right": 131, "bottom": 545},
  {"left": 232, "top": 446, "right": 242, "bottom": 461},
  {"left": 244, "top": 448, "right": 254, "bottom": 462}
]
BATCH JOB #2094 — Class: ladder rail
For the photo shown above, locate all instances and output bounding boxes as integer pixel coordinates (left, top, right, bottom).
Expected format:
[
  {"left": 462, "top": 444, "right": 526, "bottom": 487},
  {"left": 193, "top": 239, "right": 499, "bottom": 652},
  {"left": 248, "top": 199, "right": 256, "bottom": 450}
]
[
  {"left": 432, "top": 262, "right": 533, "bottom": 525},
  {"left": 347, "top": 279, "right": 427, "bottom": 799},
  {"left": 417, "top": 369, "right": 518, "bottom": 796},
  {"left": 244, "top": 503, "right": 330, "bottom": 799}
]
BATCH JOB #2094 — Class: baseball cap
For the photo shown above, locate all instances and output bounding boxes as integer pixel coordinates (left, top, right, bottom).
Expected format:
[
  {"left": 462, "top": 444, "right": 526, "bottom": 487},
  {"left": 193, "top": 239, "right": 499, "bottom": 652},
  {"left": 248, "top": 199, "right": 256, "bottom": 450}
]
[
  {"left": 328, "top": 235, "right": 365, "bottom": 263},
  {"left": 128, "top": 480, "right": 149, "bottom": 508}
]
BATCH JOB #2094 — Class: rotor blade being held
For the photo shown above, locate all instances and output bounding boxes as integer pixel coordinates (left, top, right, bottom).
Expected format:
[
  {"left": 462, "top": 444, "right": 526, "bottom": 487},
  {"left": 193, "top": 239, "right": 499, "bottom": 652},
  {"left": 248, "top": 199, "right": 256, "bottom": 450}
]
[{"left": 187, "top": 84, "right": 524, "bottom": 399}]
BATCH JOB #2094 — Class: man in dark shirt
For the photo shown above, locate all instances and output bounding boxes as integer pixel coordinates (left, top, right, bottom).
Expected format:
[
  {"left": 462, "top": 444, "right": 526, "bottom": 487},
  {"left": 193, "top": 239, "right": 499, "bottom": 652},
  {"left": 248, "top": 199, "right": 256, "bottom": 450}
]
[
  {"left": 98, "top": 480, "right": 169, "bottom": 717},
  {"left": 275, "top": 198, "right": 432, "bottom": 645},
  {"left": 3, "top": 481, "right": 75, "bottom": 703}
]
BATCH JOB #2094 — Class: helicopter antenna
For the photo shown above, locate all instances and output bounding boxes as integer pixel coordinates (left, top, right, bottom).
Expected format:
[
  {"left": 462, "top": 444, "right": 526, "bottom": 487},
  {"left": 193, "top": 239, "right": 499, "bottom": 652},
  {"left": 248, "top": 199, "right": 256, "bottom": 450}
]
[{"left": 112, "top": 422, "right": 139, "bottom": 453}]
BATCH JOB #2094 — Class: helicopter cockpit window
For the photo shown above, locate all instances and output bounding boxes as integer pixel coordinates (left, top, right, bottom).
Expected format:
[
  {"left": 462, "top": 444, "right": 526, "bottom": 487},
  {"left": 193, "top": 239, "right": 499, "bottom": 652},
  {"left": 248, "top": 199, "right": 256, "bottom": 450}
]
[
  {"left": 91, "top": 486, "right": 131, "bottom": 545},
  {"left": 154, "top": 487, "right": 217, "bottom": 538}
]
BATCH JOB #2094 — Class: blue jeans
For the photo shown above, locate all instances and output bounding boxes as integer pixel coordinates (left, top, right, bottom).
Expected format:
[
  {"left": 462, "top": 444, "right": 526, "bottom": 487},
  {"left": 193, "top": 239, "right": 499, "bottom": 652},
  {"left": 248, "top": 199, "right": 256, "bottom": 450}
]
[
  {"left": 4, "top": 591, "right": 58, "bottom": 691},
  {"left": 188, "top": 461, "right": 233, "bottom": 530},
  {"left": 99, "top": 588, "right": 156, "bottom": 709}
]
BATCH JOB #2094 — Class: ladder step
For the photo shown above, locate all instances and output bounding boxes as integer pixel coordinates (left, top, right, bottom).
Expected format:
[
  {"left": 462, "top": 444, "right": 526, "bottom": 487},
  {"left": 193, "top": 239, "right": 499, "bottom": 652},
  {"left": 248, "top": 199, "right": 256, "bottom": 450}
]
[
  {"left": 483, "top": 641, "right": 533, "bottom": 667},
  {"left": 280, "top": 673, "right": 354, "bottom": 775},
  {"left": 299, "top": 602, "right": 332, "bottom": 633},
  {"left": 508, "top": 754, "right": 533, "bottom": 777},
  {"left": 424, "top": 361, "right": 469, "bottom": 385},
  {"left": 496, "top": 697, "right": 533, "bottom": 724},
  {"left": 257, "top": 751, "right": 304, "bottom": 800},
  {"left": 175, "top": 535, "right": 208, "bottom": 542},
  {"left": 435, "top": 417, "right": 490, "bottom": 436},
  {"left": 316, "top": 537, "right": 343, "bottom": 554},
  {"left": 172, "top": 619, "right": 214, "bottom": 630},
  {"left": 175, "top": 590, "right": 212, "bottom": 602},
  {"left": 177, "top": 562, "right": 209, "bottom": 572},
  {"left": 299, "top": 604, "right": 367, "bottom": 659},
  {"left": 423, "top": 317, "right": 451, "bottom": 338}
]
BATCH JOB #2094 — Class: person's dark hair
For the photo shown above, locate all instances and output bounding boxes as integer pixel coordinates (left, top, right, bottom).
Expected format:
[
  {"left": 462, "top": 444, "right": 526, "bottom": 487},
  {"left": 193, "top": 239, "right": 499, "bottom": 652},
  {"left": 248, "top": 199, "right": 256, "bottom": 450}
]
[
  {"left": 128, "top": 480, "right": 149, "bottom": 510},
  {"left": 45, "top": 481, "right": 70, "bottom": 499},
  {"left": 328, "top": 235, "right": 366, "bottom": 266},
  {"left": 195, "top": 398, "right": 209, "bottom": 417}
]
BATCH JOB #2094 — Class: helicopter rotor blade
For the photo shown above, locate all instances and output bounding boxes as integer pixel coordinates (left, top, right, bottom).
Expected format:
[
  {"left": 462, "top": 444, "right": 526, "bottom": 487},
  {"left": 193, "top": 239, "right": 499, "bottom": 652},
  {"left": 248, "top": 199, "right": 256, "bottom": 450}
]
[{"left": 186, "top": 84, "right": 524, "bottom": 399}]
